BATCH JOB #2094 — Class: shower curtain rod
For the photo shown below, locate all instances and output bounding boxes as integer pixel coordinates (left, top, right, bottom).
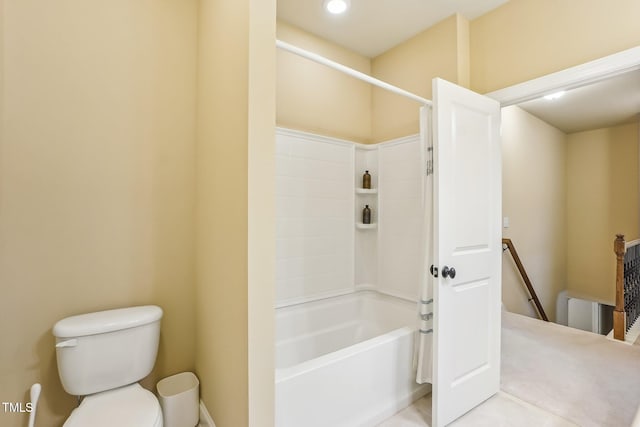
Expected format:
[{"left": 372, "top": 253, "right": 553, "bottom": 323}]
[{"left": 276, "top": 39, "right": 432, "bottom": 106}]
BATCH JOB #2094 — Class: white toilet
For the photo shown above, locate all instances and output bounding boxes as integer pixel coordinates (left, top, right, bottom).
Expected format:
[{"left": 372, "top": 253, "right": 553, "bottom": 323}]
[{"left": 53, "top": 305, "right": 164, "bottom": 427}]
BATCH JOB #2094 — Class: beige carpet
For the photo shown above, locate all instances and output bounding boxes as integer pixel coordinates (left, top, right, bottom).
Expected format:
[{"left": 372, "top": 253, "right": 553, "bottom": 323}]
[{"left": 502, "top": 312, "right": 640, "bottom": 427}]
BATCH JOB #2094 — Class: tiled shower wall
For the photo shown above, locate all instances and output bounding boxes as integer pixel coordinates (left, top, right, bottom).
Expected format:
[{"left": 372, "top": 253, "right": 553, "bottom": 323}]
[
  {"left": 275, "top": 129, "right": 355, "bottom": 306},
  {"left": 378, "top": 136, "right": 425, "bottom": 301},
  {"left": 275, "top": 129, "right": 425, "bottom": 307}
]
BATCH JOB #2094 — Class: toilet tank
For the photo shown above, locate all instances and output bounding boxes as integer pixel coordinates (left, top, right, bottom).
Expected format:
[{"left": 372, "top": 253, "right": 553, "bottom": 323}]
[{"left": 53, "top": 305, "right": 163, "bottom": 396}]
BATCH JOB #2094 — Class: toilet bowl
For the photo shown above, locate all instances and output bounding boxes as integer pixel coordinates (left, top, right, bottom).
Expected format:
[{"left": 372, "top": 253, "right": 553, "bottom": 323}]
[
  {"left": 64, "top": 384, "right": 162, "bottom": 427},
  {"left": 53, "top": 306, "right": 163, "bottom": 427}
]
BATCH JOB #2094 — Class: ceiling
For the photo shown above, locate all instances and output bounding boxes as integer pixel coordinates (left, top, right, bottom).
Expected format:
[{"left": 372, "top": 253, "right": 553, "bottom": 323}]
[
  {"left": 518, "top": 71, "right": 640, "bottom": 134},
  {"left": 276, "top": 0, "right": 509, "bottom": 58}
]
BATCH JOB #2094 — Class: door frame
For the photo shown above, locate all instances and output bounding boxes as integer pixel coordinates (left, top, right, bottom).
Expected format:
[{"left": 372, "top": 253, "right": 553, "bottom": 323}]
[
  {"left": 486, "top": 46, "right": 640, "bottom": 106},
  {"left": 487, "top": 44, "right": 640, "bottom": 255}
]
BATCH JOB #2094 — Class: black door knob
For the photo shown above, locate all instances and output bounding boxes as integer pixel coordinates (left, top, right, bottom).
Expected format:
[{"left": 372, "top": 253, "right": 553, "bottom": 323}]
[{"left": 442, "top": 266, "right": 456, "bottom": 279}]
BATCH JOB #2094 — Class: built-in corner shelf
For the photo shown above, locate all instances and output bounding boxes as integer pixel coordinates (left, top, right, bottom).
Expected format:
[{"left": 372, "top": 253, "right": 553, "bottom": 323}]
[
  {"left": 356, "top": 223, "right": 377, "bottom": 230},
  {"left": 356, "top": 188, "right": 377, "bottom": 195}
]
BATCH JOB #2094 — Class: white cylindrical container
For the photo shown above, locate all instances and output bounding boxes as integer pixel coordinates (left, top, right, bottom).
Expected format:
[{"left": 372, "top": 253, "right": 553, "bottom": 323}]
[{"left": 157, "top": 372, "right": 200, "bottom": 427}]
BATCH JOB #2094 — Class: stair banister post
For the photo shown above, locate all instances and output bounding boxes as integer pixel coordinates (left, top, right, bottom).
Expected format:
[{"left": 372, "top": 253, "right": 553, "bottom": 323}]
[{"left": 613, "top": 234, "right": 626, "bottom": 341}]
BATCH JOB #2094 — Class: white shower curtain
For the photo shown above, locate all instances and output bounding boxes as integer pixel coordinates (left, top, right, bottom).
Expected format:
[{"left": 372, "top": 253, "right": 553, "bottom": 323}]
[{"left": 416, "top": 106, "right": 434, "bottom": 384}]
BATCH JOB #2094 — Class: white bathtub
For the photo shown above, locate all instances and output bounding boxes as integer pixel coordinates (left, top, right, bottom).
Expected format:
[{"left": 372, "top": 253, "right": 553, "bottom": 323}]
[{"left": 275, "top": 291, "right": 430, "bottom": 427}]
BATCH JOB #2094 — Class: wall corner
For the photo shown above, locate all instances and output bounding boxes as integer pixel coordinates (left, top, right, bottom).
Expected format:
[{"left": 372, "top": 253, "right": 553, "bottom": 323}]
[{"left": 455, "top": 13, "right": 470, "bottom": 89}]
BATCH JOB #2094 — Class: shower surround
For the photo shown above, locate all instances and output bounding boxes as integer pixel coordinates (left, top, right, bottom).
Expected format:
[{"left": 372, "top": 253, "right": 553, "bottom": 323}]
[{"left": 274, "top": 128, "right": 431, "bottom": 426}]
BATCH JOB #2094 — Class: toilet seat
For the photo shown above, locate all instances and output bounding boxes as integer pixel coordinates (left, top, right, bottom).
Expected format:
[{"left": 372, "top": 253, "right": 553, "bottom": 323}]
[{"left": 64, "top": 383, "right": 162, "bottom": 427}]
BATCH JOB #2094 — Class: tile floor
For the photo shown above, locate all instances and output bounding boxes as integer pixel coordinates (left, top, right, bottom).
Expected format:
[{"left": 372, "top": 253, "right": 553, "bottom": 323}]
[
  {"left": 198, "top": 391, "right": 576, "bottom": 427},
  {"left": 376, "top": 392, "right": 577, "bottom": 427}
]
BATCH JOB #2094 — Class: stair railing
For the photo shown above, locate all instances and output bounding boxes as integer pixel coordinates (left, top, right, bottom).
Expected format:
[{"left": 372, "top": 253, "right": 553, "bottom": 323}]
[
  {"left": 502, "top": 238, "right": 549, "bottom": 321},
  {"left": 613, "top": 234, "right": 640, "bottom": 341}
]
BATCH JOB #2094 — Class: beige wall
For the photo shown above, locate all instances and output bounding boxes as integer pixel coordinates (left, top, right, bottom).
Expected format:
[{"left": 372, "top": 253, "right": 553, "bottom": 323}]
[
  {"left": 0, "top": 1, "right": 198, "bottom": 427},
  {"left": 371, "top": 14, "right": 469, "bottom": 142},
  {"left": 276, "top": 20, "right": 372, "bottom": 143},
  {"left": 247, "top": 3, "right": 277, "bottom": 423},
  {"left": 196, "top": 1, "right": 276, "bottom": 426},
  {"left": 471, "top": 0, "right": 640, "bottom": 93},
  {"left": 276, "top": 14, "right": 471, "bottom": 144},
  {"left": 567, "top": 123, "right": 639, "bottom": 304},
  {"left": 501, "top": 106, "right": 567, "bottom": 321}
]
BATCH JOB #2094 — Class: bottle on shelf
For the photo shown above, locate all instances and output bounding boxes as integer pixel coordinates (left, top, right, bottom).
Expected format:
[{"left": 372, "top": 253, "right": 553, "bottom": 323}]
[
  {"left": 363, "top": 170, "right": 371, "bottom": 189},
  {"left": 362, "top": 205, "right": 371, "bottom": 224}
]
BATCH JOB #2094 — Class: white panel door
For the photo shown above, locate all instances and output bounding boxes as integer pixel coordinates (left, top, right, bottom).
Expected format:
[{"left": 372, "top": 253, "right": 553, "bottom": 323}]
[{"left": 432, "top": 78, "right": 502, "bottom": 427}]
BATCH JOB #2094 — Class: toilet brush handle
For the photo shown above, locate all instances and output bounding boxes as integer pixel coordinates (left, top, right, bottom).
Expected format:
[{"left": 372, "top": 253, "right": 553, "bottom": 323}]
[{"left": 28, "top": 383, "right": 41, "bottom": 427}]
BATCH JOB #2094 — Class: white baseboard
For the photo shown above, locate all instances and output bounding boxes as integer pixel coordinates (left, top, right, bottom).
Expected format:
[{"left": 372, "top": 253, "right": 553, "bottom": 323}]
[{"left": 198, "top": 400, "right": 216, "bottom": 427}]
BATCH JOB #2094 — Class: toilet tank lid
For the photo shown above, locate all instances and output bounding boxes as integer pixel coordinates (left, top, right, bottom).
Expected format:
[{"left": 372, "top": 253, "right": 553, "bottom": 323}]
[{"left": 53, "top": 306, "right": 163, "bottom": 338}]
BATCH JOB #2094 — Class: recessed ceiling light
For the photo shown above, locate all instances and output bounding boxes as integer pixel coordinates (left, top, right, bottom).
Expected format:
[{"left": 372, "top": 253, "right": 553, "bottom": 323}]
[
  {"left": 324, "top": 0, "right": 350, "bottom": 15},
  {"left": 544, "top": 91, "right": 566, "bottom": 101}
]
